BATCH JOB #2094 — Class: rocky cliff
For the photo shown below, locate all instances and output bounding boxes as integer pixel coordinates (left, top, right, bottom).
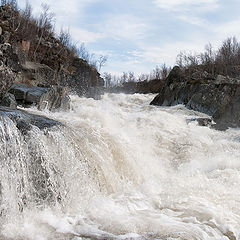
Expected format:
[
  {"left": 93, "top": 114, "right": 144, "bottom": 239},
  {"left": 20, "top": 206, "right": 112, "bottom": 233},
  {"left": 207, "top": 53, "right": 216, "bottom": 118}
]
[
  {"left": 150, "top": 66, "right": 240, "bottom": 129},
  {"left": 0, "top": 4, "right": 104, "bottom": 103}
]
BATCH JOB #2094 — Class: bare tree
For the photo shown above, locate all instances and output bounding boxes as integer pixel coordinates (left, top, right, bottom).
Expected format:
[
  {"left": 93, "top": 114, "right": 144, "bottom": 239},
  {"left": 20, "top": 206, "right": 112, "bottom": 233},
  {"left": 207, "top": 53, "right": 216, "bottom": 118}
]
[
  {"left": 160, "top": 63, "right": 170, "bottom": 79},
  {"left": 34, "top": 4, "right": 55, "bottom": 60},
  {"left": 120, "top": 72, "right": 128, "bottom": 84},
  {"left": 152, "top": 66, "right": 161, "bottom": 79},
  {"left": 97, "top": 55, "right": 107, "bottom": 71},
  {"left": 58, "top": 28, "right": 71, "bottom": 46},
  {"left": 1, "top": 0, "right": 7, "bottom": 6},
  {"left": 9, "top": 0, "right": 17, "bottom": 10},
  {"left": 138, "top": 73, "right": 149, "bottom": 81},
  {"left": 128, "top": 71, "right": 135, "bottom": 82}
]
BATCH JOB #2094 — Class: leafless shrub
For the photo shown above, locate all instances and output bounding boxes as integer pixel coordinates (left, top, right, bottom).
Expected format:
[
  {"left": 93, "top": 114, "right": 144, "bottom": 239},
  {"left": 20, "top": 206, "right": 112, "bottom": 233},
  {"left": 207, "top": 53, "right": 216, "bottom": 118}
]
[
  {"left": 33, "top": 4, "right": 55, "bottom": 60},
  {"left": 58, "top": 28, "right": 71, "bottom": 47},
  {"left": 97, "top": 55, "right": 107, "bottom": 71},
  {"left": 176, "top": 37, "right": 240, "bottom": 77},
  {"left": 138, "top": 73, "right": 149, "bottom": 81}
]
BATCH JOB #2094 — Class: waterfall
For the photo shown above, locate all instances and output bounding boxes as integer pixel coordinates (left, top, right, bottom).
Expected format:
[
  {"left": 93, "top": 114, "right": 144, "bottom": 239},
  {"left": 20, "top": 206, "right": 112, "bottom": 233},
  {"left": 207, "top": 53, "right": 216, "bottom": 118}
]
[{"left": 0, "top": 93, "right": 240, "bottom": 240}]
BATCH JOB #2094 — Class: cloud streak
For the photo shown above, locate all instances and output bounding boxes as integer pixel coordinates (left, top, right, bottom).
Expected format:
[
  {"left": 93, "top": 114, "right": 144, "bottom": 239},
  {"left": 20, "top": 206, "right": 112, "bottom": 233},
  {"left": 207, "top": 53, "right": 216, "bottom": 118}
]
[
  {"left": 153, "top": 0, "right": 219, "bottom": 12},
  {"left": 100, "top": 14, "right": 147, "bottom": 41}
]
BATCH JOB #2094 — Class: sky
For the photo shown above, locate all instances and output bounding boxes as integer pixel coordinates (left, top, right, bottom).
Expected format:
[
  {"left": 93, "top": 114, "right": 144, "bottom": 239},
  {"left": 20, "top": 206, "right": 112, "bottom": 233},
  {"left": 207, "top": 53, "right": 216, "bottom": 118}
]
[{"left": 17, "top": 0, "right": 240, "bottom": 76}]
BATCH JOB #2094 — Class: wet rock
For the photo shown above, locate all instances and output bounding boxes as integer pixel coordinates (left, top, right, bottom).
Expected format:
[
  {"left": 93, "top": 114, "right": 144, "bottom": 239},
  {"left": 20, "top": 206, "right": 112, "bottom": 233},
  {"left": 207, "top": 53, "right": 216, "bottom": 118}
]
[
  {"left": 9, "top": 83, "right": 70, "bottom": 111},
  {"left": 58, "top": 94, "right": 71, "bottom": 110},
  {"left": 187, "top": 117, "right": 213, "bottom": 127},
  {"left": 0, "top": 107, "right": 62, "bottom": 203},
  {"left": 0, "top": 93, "right": 17, "bottom": 109},
  {"left": 0, "top": 106, "right": 63, "bottom": 134}
]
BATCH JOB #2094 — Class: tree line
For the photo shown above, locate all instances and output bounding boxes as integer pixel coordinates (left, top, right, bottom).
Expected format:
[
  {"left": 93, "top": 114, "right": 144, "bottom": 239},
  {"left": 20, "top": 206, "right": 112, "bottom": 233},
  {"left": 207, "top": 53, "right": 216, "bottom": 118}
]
[
  {"left": 103, "top": 64, "right": 172, "bottom": 88},
  {"left": 176, "top": 37, "right": 240, "bottom": 77}
]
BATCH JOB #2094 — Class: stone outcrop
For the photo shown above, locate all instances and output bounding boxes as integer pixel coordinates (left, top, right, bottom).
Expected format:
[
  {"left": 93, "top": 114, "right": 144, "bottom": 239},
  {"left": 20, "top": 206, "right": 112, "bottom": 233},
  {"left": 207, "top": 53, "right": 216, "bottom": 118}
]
[
  {"left": 0, "top": 4, "right": 104, "bottom": 102},
  {"left": 9, "top": 83, "right": 70, "bottom": 111},
  {"left": 150, "top": 66, "right": 240, "bottom": 129},
  {"left": 0, "top": 106, "right": 62, "bottom": 135}
]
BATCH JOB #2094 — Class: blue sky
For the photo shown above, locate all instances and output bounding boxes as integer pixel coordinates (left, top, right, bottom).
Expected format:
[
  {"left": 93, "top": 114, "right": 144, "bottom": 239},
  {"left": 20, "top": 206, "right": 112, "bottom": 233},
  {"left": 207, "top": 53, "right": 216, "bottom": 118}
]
[{"left": 18, "top": 0, "right": 240, "bottom": 76}]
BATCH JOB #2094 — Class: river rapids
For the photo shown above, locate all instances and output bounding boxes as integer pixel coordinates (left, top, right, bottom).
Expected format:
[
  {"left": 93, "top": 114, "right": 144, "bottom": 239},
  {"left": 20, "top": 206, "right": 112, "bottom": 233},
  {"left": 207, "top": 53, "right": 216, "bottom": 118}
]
[{"left": 0, "top": 93, "right": 240, "bottom": 240}]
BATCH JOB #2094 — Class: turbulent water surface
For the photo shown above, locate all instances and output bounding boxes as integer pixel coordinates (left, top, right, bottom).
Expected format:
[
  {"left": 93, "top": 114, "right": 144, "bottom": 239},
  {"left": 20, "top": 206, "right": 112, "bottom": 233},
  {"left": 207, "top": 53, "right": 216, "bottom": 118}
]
[{"left": 1, "top": 93, "right": 240, "bottom": 240}]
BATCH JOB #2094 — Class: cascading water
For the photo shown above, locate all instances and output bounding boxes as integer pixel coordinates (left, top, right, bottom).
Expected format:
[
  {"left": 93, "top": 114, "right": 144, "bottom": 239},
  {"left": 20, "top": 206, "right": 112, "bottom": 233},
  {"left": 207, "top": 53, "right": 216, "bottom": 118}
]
[{"left": 0, "top": 93, "right": 240, "bottom": 240}]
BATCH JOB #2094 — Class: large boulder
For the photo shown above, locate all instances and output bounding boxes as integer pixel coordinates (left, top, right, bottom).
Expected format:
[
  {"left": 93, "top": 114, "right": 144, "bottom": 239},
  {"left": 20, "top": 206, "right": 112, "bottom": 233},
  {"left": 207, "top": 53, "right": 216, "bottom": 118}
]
[
  {"left": 150, "top": 67, "right": 240, "bottom": 130},
  {"left": 9, "top": 83, "right": 70, "bottom": 111},
  {"left": 0, "top": 106, "right": 62, "bottom": 134}
]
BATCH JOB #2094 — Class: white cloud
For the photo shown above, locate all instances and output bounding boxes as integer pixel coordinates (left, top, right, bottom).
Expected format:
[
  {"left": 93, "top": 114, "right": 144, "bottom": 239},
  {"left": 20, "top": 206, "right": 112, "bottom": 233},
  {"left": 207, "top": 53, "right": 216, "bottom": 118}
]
[
  {"left": 128, "top": 40, "right": 208, "bottom": 66},
  {"left": 70, "top": 27, "right": 105, "bottom": 43},
  {"left": 214, "top": 18, "right": 240, "bottom": 39},
  {"left": 101, "top": 14, "right": 147, "bottom": 41},
  {"left": 153, "top": 0, "right": 219, "bottom": 12},
  {"left": 177, "top": 15, "right": 207, "bottom": 26}
]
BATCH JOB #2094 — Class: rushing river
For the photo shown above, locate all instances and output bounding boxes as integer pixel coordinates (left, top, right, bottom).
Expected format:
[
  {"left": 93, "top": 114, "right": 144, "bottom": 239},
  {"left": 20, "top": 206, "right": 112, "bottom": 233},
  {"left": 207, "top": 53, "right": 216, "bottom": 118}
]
[{"left": 1, "top": 93, "right": 240, "bottom": 240}]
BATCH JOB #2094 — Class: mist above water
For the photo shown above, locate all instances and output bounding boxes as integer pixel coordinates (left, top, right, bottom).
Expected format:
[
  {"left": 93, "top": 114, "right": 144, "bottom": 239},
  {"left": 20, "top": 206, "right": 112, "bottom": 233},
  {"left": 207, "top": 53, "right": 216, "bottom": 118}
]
[{"left": 0, "top": 93, "right": 240, "bottom": 240}]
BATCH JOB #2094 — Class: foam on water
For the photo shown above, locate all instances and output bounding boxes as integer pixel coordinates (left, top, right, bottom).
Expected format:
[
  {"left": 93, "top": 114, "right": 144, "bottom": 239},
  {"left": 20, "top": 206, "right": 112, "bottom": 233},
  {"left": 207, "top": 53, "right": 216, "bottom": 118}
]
[{"left": 0, "top": 93, "right": 240, "bottom": 240}]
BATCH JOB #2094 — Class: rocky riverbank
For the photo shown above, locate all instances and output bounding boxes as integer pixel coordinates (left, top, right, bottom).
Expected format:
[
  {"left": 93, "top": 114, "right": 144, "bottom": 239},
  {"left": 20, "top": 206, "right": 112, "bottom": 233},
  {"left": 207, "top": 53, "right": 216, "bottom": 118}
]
[
  {"left": 0, "top": 3, "right": 106, "bottom": 130},
  {"left": 150, "top": 66, "right": 240, "bottom": 129}
]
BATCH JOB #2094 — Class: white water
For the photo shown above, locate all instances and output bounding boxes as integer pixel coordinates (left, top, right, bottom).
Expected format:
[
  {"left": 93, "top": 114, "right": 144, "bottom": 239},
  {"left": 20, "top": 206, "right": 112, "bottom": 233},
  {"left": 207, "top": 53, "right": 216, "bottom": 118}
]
[{"left": 1, "top": 93, "right": 240, "bottom": 240}]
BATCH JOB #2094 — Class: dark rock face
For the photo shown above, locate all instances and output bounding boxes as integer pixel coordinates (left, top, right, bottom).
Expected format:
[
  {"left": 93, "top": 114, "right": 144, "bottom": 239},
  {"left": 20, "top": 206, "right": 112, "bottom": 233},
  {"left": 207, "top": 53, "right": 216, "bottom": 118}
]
[
  {"left": 59, "top": 57, "right": 104, "bottom": 99},
  {"left": 9, "top": 83, "right": 70, "bottom": 111},
  {"left": 20, "top": 61, "right": 55, "bottom": 86},
  {"left": 0, "top": 106, "right": 62, "bottom": 134},
  {"left": 150, "top": 67, "right": 240, "bottom": 129}
]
